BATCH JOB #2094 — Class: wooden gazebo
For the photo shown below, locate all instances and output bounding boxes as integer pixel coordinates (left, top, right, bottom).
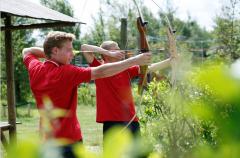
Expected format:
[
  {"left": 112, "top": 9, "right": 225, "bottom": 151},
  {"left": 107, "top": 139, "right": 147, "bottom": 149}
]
[{"left": 0, "top": 0, "right": 84, "bottom": 150}]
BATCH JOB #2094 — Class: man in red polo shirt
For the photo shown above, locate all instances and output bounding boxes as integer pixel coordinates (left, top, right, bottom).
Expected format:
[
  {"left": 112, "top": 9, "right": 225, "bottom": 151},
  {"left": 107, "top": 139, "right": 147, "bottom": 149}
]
[
  {"left": 23, "top": 31, "right": 151, "bottom": 158},
  {"left": 82, "top": 41, "right": 175, "bottom": 139}
]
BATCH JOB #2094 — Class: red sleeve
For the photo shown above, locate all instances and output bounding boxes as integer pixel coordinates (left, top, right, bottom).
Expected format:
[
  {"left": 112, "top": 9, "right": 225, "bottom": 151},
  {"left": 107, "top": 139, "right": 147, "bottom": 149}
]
[
  {"left": 63, "top": 65, "right": 92, "bottom": 86},
  {"left": 127, "top": 66, "right": 140, "bottom": 78},
  {"left": 23, "top": 54, "right": 42, "bottom": 71},
  {"left": 89, "top": 58, "right": 101, "bottom": 67}
]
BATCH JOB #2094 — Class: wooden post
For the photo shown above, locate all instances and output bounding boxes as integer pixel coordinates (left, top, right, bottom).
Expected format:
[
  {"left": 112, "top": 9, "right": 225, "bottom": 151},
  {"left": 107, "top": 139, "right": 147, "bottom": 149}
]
[
  {"left": 120, "top": 18, "right": 127, "bottom": 50},
  {"left": 5, "top": 15, "right": 17, "bottom": 143}
]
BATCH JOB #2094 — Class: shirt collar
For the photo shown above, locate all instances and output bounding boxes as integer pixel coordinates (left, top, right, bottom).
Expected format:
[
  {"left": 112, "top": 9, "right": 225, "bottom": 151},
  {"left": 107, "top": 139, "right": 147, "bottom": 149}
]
[{"left": 44, "top": 60, "right": 60, "bottom": 67}]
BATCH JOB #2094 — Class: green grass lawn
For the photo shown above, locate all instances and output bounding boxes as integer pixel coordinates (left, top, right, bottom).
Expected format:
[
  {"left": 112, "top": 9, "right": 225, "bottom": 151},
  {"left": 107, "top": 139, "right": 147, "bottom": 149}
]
[
  {"left": 1, "top": 104, "right": 102, "bottom": 153},
  {"left": 77, "top": 105, "right": 102, "bottom": 148}
]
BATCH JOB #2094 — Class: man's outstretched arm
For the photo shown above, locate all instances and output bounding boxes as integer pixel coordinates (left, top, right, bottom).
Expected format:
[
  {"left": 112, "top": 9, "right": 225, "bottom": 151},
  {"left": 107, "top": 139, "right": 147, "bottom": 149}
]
[
  {"left": 148, "top": 54, "right": 180, "bottom": 73},
  {"left": 22, "top": 47, "right": 46, "bottom": 59},
  {"left": 91, "top": 53, "right": 151, "bottom": 80},
  {"left": 148, "top": 58, "right": 171, "bottom": 72}
]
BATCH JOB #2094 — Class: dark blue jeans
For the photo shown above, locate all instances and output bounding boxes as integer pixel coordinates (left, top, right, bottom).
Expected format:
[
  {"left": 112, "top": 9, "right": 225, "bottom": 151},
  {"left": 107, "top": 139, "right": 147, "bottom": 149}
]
[{"left": 103, "top": 121, "right": 140, "bottom": 139}]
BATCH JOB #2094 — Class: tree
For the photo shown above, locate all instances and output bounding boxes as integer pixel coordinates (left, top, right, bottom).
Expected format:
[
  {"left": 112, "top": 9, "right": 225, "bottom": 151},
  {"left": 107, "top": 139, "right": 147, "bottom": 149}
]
[
  {"left": 40, "top": 0, "right": 81, "bottom": 49},
  {"left": 40, "top": 0, "right": 84, "bottom": 65},
  {"left": 81, "top": 4, "right": 106, "bottom": 46},
  {"left": 81, "top": 0, "right": 162, "bottom": 50},
  {"left": 1, "top": 17, "right": 36, "bottom": 105},
  {"left": 80, "top": 0, "right": 213, "bottom": 66},
  {"left": 214, "top": 0, "right": 240, "bottom": 60}
]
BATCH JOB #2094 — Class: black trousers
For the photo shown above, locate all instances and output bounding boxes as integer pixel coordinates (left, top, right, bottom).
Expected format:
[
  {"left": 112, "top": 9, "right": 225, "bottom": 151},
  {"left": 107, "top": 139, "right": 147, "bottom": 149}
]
[
  {"left": 60, "top": 140, "right": 82, "bottom": 158},
  {"left": 103, "top": 121, "right": 140, "bottom": 139}
]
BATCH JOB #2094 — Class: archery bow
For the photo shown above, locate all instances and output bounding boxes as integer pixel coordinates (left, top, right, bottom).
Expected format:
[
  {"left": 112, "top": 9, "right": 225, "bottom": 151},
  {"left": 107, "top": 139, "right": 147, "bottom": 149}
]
[
  {"left": 133, "top": 0, "right": 150, "bottom": 95},
  {"left": 120, "top": 0, "right": 150, "bottom": 133},
  {"left": 150, "top": 0, "right": 179, "bottom": 86},
  {"left": 122, "top": 0, "right": 179, "bottom": 133}
]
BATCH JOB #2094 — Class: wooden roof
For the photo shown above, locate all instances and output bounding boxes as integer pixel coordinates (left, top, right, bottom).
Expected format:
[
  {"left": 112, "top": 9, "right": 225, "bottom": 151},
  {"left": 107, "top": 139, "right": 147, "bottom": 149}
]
[{"left": 0, "top": 0, "right": 85, "bottom": 24}]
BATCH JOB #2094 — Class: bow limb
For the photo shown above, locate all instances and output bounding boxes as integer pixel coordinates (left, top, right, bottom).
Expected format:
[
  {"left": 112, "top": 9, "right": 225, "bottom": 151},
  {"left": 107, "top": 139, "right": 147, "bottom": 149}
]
[
  {"left": 136, "top": 17, "right": 150, "bottom": 95},
  {"left": 166, "top": 28, "right": 178, "bottom": 87},
  {"left": 132, "top": 0, "right": 150, "bottom": 95}
]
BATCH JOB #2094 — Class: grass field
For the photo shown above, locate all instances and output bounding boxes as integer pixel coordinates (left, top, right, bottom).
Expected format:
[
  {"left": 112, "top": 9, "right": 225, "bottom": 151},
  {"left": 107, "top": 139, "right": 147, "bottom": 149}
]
[{"left": 1, "top": 104, "right": 102, "bottom": 156}]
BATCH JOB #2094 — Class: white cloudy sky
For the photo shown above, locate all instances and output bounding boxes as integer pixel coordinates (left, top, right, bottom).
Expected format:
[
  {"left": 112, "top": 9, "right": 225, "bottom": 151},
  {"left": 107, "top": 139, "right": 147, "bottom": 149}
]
[
  {"left": 68, "top": 0, "right": 223, "bottom": 32},
  {"left": 32, "top": 0, "right": 225, "bottom": 34}
]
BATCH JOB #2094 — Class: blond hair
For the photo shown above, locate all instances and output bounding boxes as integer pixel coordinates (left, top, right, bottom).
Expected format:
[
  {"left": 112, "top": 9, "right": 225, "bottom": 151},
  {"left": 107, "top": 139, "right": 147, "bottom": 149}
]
[
  {"left": 100, "top": 41, "right": 118, "bottom": 50},
  {"left": 43, "top": 31, "right": 75, "bottom": 58}
]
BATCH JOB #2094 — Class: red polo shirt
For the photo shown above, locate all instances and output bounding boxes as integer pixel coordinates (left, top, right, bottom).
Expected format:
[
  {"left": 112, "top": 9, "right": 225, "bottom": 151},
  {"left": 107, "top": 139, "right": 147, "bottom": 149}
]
[
  {"left": 90, "top": 58, "right": 139, "bottom": 123},
  {"left": 23, "top": 54, "right": 91, "bottom": 143}
]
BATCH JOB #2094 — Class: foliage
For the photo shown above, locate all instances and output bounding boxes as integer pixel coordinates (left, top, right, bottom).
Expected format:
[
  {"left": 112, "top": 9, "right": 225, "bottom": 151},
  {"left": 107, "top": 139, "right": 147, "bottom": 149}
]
[
  {"left": 188, "top": 62, "right": 240, "bottom": 158},
  {"left": 81, "top": 5, "right": 106, "bottom": 46},
  {"left": 78, "top": 83, "right": 96, "bottom": 106},
  {"left": 1, "top": 17, "right": 36, "bottom": 105},
  {"left": 80, "top": 0, "right": 213, "bottom": 68},
  {"left": 40, "top": 0, "right": 74, "bottom": 33},
  {"left": 140, "top": 80, "right": 203, "bottom": 158},
  {"left": 7, "top": 126, "right": 157, "bottom": 158},
  {"left": 213, "top": 0, "right": 240, "bottom": 60},
  {"left": 80, "top": 0, "right": 162, "bottom": 50},
  {"left": 156, "top": 1, "right": 212, "bottom": 65},
  {"left": 40, "top": 0, "right": 81, "bottom": 49},
  {"left": 138, "top": 58, "right": 240, "bottom": 158}
]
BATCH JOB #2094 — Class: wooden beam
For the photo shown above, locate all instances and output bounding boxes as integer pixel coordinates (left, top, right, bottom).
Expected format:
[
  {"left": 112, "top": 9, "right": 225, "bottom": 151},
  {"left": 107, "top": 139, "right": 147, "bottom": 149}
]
[
  {"left": 1, "top": 22, "right": 76, "bottom": 31},
  {"left": 5, "top": 15, "right": 17, "bottom": 143}
]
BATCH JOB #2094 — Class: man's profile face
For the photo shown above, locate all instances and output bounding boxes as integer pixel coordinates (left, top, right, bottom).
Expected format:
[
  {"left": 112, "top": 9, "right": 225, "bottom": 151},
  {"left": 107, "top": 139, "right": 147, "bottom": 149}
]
[{"left": 56, "top": 41, "right": 74, "bottom": 65}]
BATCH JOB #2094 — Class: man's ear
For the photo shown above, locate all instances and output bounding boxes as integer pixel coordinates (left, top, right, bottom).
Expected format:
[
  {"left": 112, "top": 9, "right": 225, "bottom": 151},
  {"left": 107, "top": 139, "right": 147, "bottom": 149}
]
[{"left": 51, "top": 47, "right": 58, "bottom": 56}]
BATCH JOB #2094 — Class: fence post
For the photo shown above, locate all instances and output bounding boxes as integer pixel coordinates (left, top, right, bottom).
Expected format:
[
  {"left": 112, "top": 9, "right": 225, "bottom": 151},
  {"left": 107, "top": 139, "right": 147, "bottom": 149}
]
[{"left": 120, "top": 18, "right": 127, "bottom": 51}]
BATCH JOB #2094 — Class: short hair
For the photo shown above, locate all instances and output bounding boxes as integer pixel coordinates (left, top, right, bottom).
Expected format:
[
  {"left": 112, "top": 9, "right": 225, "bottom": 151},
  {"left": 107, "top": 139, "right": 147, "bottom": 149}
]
[
  {"left": 100, "top": 41, "right": 118, "bottom": 50},
  {"left": 43, "top": 31, "right": 75, "bottom": 58}
]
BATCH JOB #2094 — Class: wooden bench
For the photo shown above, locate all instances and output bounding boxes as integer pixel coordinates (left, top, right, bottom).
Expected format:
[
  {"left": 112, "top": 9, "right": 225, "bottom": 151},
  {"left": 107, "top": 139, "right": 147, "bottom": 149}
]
[
  {"left": 0, "top": 122, "right": 11, "bottom": 149},
  {"left": 0, "top": 122, "right": 21, "bottom": 149}
]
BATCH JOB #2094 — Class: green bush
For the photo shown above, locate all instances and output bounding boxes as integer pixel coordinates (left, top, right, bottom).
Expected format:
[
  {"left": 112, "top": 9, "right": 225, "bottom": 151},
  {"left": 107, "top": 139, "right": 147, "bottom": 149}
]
[
  {"left": 140, "top": 80, "right": 204, "bottom": 158},
  {"left": 78, "top": 83, "right": 96, "bottom": 106},
  {"left": 139, "top": 61, "right": 240, "bottom": 158}
]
